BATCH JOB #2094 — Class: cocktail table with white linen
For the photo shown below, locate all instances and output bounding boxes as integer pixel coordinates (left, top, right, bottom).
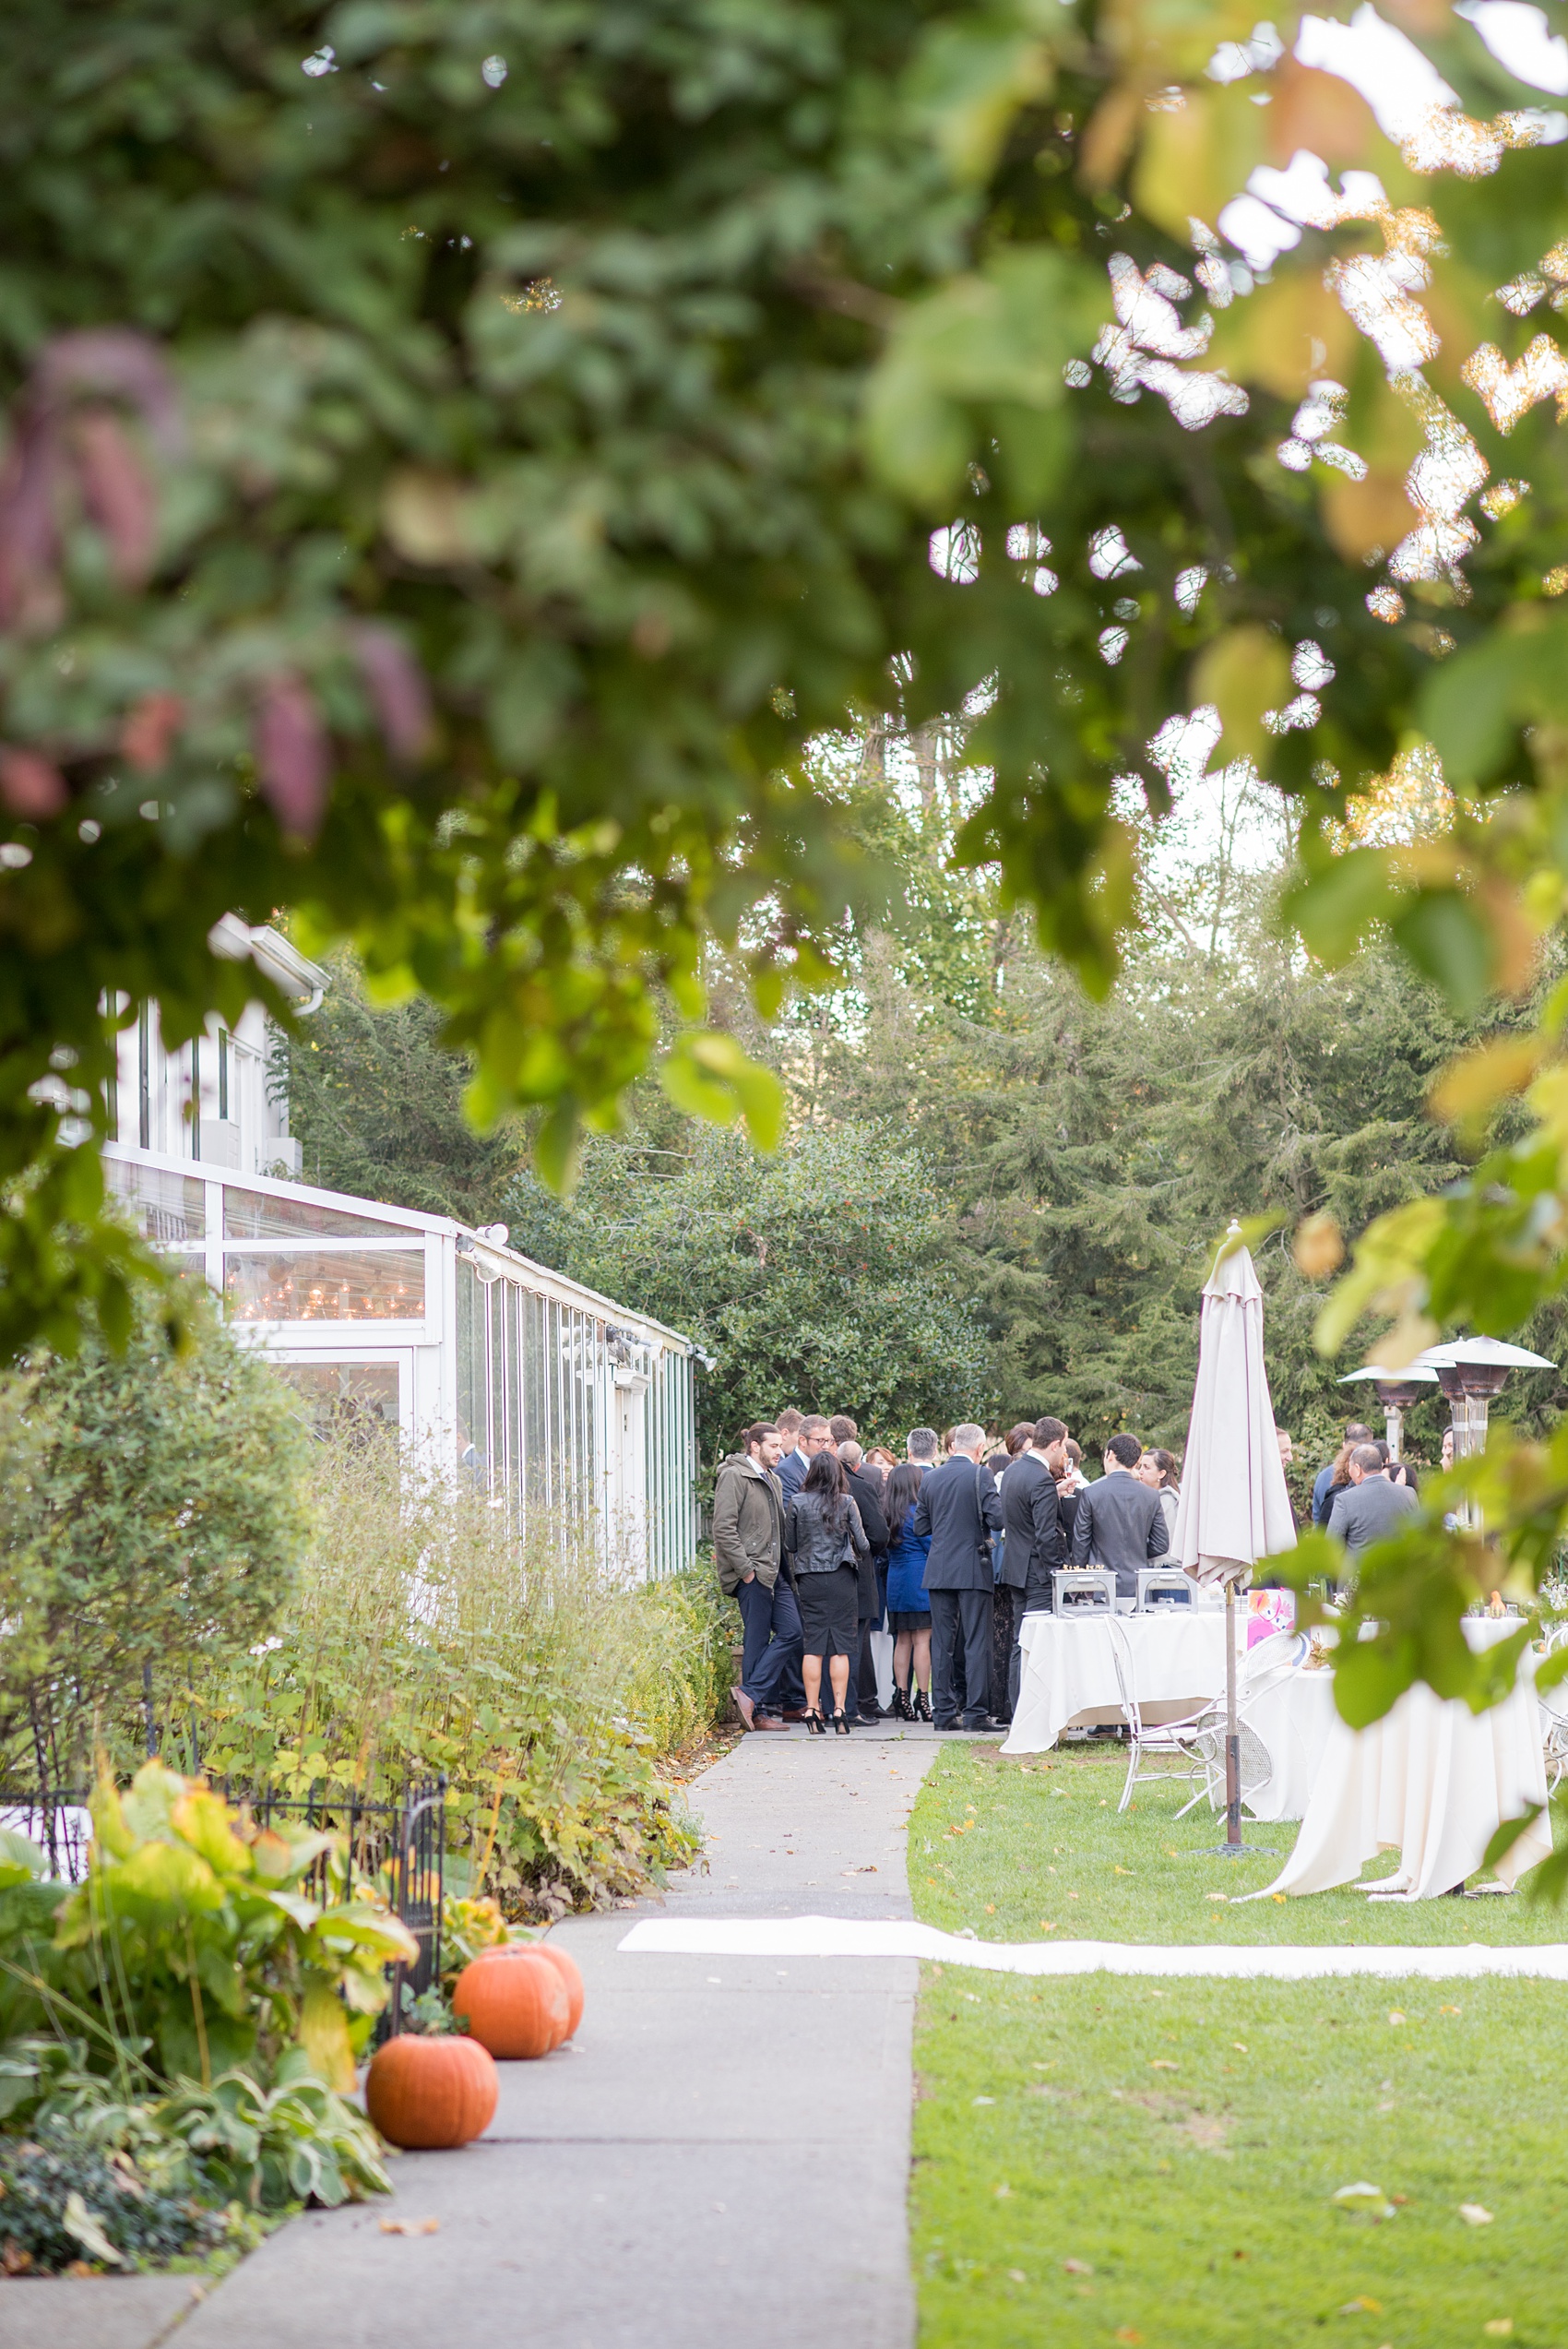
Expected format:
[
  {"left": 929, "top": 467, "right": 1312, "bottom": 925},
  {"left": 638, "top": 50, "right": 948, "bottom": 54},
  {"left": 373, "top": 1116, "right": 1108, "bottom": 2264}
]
[
  {"left": 1253, "top": 1616, "right": 1551, "bottom": 1901},
  {"left": 1241, "top": 1663, "right": 1338, "bottom": 1823},
  {"left": 1003, "top": 1608, "right": 1229, "bottom": 1755}
]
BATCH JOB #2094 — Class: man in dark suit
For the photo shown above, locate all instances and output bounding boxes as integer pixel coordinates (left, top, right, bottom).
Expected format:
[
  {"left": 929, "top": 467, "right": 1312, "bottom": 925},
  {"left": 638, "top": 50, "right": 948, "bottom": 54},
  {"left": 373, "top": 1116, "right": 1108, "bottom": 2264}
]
[
  {"left": 774, "top": 1406, "right": 808, "bottom": 1500},
  {"left": 839, "top": 1440, "right": 889, "bottom": 1723},
  {"left": 1002, "top": 1415, "right": 1071, "bottom": 1711},
  {"left": 912, "top": 1422, "right": 1004, "bottom": 1731},
  {"left": 1072, "top": 1431, "right": 1169, "bottom": 1596}
]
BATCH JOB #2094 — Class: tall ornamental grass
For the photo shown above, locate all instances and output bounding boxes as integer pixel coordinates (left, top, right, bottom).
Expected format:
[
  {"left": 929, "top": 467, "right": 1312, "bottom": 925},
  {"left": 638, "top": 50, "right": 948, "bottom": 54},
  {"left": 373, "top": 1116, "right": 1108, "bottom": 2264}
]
[{"left": 182, "top": 1434, "right": 733, "bottom": 1915}]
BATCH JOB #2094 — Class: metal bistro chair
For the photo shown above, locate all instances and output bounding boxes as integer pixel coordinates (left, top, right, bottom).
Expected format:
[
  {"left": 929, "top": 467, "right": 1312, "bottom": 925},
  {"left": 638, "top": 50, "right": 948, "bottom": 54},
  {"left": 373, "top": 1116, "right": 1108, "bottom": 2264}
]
[
  {"left": 1171, "top": 1632, "right": 1301, "bottom": 1820},
  {"left": 1106, "top": 1615, "right": 1224, "bottom": 1816}
]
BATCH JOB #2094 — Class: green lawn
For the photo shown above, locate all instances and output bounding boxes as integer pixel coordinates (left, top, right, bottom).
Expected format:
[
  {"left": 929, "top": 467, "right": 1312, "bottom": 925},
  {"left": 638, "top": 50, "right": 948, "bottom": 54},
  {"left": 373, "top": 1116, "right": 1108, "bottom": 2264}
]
[{"left": 908, "top": 1746, "right": 1568, "bottom": 2348}]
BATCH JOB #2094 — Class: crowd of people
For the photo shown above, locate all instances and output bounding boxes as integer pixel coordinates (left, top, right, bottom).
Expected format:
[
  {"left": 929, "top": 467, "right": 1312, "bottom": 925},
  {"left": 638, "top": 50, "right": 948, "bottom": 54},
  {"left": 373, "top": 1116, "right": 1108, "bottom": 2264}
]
[
  {"left": 712, "top": 1405, "right": 1450, "bottom": 1735},
  {"left": 711, "top": 1410, "right": 1196, "bottom": 1735}
]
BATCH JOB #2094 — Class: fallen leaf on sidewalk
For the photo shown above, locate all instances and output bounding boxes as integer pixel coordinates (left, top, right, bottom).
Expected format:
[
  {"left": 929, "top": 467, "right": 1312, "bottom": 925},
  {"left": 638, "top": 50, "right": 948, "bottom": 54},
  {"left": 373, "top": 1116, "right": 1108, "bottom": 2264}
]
[{"left": 379, "top": 2218, "right": 441, "bottom": 2236}]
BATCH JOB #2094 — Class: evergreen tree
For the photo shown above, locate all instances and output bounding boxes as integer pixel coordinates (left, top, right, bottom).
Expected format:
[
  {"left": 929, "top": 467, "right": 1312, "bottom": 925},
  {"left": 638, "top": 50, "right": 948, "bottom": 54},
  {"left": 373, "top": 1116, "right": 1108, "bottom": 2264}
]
[
  {"left": 284, "top": 954, "right": 527, "bottom": 1226},
  {"left": 513, "top": 1125, "right": 996, "bottom": 1464}
]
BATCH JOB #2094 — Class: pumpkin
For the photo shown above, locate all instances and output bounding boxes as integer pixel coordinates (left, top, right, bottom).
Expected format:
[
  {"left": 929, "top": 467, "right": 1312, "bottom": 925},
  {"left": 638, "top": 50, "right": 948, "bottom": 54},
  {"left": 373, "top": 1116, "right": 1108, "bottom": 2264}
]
[
  {"left": 365, "top": 2033, "right": 497, "bottom": 2150},
  {"left": 453, "top": 1948, "right": 570, "bottom": 2058},
  {"left": 481, "top": 1937, "right": 586, "bottom": 2041},
  {"left": 533, "top": 1940, "right": 585, "bottom": 2040}
]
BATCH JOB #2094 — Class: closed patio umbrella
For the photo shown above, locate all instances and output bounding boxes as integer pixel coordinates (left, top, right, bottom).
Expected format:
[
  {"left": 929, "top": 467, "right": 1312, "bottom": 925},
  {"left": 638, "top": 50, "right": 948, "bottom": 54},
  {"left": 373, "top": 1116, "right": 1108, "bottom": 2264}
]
[{"left": 1171, "top": 1226, "right": 1298, "bottom": 1850}]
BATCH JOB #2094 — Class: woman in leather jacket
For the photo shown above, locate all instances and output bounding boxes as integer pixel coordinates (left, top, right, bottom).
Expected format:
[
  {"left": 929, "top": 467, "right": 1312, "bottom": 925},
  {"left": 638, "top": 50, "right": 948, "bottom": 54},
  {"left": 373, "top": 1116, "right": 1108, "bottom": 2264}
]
[{"left": 783, "top": 1449, "right": 870, "bottom": 1735}]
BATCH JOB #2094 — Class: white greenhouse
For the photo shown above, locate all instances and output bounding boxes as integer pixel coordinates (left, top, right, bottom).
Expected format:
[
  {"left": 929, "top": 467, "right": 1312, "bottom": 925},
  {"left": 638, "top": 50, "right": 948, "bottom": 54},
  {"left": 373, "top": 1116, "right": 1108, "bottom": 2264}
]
[{"left": 101, "top": 927, "right": 699, "bottom": 1579}]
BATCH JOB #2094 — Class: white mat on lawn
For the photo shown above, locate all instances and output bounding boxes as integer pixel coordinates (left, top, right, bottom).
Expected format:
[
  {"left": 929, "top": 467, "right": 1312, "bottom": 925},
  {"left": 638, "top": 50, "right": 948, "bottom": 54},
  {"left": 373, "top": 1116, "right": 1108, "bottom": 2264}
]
[{"left": 619, "top": 1915, "right": 1568, "bottom": 1979}]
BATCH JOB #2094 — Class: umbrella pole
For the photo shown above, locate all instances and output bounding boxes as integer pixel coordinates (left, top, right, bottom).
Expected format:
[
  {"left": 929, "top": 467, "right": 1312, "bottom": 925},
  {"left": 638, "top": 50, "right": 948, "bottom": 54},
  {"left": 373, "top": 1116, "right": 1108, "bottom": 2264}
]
[{"left": 1225, "top": 1578, "right": 1241, "bottom": 1850}]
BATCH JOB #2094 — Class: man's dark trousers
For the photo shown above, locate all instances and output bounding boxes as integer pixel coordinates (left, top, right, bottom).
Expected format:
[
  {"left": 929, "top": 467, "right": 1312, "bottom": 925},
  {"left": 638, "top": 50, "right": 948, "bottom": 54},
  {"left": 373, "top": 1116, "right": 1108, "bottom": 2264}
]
[
  {"left": 930, "top": 1589, "right": 992, "bottom": 1729},
  {"left": 852, "top": 1565, "right": 887, "bottom": 1716},
  {"left": 992, "top": 1585, "right": 1020, "bottom": 1724},
  {"left": 735, "top": 1574, "right": 802, "bottom": 1713}
]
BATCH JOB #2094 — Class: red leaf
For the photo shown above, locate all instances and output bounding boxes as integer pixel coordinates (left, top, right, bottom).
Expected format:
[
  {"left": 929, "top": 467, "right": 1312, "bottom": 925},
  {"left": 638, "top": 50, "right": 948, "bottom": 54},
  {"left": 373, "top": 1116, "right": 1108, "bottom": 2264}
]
[
  {"left": 350, "top": 622, "right": 432, "bottom": 759},
  {"left": 0, "top": 422, "right": 65, "bottom": 628},
  {"left": 0, "top": 747, "right": 67, "bottom": 818},
  {"left": 121, "top": 692, "right": 185, "bottom": 775},
  {"left": 255, "top": 674, "right": 329, "bottom": 841},
  {"left": 0, "top": 328, "right": 180, "bottom": 632},
  {"left": 75, "top": 409, "right": 156, "bottom": 586},
  {"left": 36, "top": 331, "right": 183, "bottom": 455}
]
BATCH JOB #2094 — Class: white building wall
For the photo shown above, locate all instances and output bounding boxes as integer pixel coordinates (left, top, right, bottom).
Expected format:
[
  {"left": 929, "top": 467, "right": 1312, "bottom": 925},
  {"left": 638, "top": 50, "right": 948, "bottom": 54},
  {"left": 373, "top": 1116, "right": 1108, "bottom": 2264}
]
[{"left": 110, "top": 920, "right": 326, "bottom": 1180}]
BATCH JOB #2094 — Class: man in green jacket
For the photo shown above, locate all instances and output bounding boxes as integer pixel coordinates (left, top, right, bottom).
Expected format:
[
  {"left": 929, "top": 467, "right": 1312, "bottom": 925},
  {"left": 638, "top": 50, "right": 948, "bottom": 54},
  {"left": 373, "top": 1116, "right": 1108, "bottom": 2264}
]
[{"left": 714, "top": 1422, "right": 798, "bottom": 1732}]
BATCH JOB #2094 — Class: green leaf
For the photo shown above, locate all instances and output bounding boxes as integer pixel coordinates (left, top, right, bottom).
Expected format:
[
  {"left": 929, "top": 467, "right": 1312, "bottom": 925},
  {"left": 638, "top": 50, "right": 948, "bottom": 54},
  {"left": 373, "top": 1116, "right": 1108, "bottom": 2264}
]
[
  {"left": 1390, "top": 893, "right": 1493, "bottom": 1013},
  {"left": 864, "top": 247, "right": 1106, "bottom": 507},
  {"left": 908, "top": 9, "right": 1058, "bottom": 185},
  {"left": 1483, "top": 1803, "right": 1543, "bottom": 1870},
  {"left": 659, "top": 1033, "right": 785, "bottom": 1151}
]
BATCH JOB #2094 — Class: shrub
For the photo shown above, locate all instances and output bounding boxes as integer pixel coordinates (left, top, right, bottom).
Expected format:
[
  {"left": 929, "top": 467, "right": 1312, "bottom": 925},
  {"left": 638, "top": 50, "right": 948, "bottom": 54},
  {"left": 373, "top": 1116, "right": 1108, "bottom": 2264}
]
[
  {"left": 512, "top": 1124, "right": 997, "bottom": 1465},
  {"left": 0, "top": 1292, "right": 309, "bottom": 1785},
  {"left": 0, "top": 2126, "right": 235, "bottom": 2275},
  {"left": 184, "top": 1434, "right": 719, "bottom": 1914}
]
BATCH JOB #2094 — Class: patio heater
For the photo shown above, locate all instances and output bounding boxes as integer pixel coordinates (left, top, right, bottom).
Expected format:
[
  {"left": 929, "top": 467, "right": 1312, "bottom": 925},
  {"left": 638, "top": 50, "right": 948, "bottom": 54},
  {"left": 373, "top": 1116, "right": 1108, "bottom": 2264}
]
[
  {"left": 1337, "top": 1361, "right": 1439, "bottom": 1458},
  {"left": 1420, "top": 1337, "right": 1554, "bottom": 1531},
  {"left": 1420, "top": 1337, "right": 1552, "bottom": 1460}
]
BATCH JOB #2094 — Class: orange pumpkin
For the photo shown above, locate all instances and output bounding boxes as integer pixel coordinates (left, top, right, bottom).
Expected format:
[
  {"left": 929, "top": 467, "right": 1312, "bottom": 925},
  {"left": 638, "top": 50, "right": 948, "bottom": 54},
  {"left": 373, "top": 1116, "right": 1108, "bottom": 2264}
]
[
  {"left": 365, "top": 2033, "right": 497, "bottom": 2149},
  {"left": 529, "top": 1939, "right": 585, "bottom": 2039},
  {"left": 453, "top": 1948, "right": 570, "bottom": 2057}
]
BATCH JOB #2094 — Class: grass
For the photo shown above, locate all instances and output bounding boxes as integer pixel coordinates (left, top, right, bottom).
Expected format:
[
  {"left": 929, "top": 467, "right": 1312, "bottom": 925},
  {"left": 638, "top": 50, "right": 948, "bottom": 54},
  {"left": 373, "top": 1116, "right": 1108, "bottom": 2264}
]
[{"left": 907, "top": 1746, "right": 1568, "bottom": 2347}]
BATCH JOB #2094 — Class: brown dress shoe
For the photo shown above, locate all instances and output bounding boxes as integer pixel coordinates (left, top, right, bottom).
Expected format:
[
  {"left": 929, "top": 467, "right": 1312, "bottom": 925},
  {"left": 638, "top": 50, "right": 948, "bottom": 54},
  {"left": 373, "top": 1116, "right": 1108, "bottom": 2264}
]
[
  {"left": 731, "top": 1686, "right": 756, "bottom": 1731},
  {"left": 751, "top": 1711, "right": 789, "bottom": 1731},
  {"left": 779, "top": 1708, "right": 808, "bottom": 1723}
]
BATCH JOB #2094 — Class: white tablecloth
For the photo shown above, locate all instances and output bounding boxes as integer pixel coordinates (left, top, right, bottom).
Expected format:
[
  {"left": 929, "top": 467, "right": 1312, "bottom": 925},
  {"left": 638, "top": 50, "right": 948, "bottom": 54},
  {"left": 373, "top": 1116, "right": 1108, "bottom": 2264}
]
[
  {"left": 1003, "top": 1610, "right": 1230, "bottom": 1755},
  {"left": 1257, "top": 1618, "right": 1552, "bottom": 1901},
  {"left": 1243, "top": 1668, "right": 1339, "bottom": 1823}
]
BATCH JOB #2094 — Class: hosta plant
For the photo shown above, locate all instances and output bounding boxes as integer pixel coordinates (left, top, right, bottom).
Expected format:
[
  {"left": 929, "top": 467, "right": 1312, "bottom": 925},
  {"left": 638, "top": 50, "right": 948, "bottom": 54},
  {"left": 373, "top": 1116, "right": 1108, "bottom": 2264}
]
[{"left": 32, "top": 1763, "right": 419, "bottom": 2093}]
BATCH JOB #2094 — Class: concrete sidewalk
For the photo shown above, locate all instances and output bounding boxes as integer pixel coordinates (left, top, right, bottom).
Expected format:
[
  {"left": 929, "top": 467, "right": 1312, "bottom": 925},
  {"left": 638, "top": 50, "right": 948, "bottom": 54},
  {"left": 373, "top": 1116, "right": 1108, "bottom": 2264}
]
[{"left": 161, "top": 1733, "right": 938, "bottom": 2349}]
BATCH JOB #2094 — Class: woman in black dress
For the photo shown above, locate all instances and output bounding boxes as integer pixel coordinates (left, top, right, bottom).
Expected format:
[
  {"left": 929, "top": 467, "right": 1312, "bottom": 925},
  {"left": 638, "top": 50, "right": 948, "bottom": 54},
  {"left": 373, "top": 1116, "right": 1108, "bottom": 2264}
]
[{"left": 784, "top": 1449, "right": 870, "bottom": 1735}]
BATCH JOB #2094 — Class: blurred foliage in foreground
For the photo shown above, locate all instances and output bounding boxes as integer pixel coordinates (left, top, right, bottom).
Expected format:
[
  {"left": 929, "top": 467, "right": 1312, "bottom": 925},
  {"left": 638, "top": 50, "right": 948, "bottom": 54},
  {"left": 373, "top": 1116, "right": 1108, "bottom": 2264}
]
[{"left": 6, "top": 0, "right": 1568, "bottom": 1746}]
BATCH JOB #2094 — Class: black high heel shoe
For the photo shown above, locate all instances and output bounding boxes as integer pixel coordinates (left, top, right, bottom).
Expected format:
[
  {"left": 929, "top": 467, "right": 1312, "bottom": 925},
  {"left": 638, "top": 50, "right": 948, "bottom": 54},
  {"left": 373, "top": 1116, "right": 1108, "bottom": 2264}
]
[
  {"left": 831, "top": 1708, "right": 850, "bottom": 1735},
  {"left": 913, "top": 1688, "right": 932, "bottom": 1723},
  {"left": 804, "top": 1709, "right": 826, "bottom": 1736},
  {"left": 890, "top": 1684, "right": 913, "bottom": 1722}
]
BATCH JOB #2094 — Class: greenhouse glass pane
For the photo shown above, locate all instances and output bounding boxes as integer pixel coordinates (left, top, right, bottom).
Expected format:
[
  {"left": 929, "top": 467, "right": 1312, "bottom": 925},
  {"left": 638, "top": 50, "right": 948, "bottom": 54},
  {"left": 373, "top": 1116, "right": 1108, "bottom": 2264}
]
[
  {"left": 223, "top": 1188, "right": 403, "bottom": 1240},
  {"left": 225, "top": 1249, "right": 424, "bottom": 1322},
  {"left": 106, "top": 1158, "right": 205, "bottom": 1244},
  {"left": 456, "top": 1259, "right": 487, "bottom": 1481},
  {"left": 545, "top": 1298, "right": 562, "bottom": 1510},
  {"left": 271, "top": 1361, "right": 400, "bottom": 1439},
  {"left": 524, "top": 1290, "right": 548, "bottom": 1511}
]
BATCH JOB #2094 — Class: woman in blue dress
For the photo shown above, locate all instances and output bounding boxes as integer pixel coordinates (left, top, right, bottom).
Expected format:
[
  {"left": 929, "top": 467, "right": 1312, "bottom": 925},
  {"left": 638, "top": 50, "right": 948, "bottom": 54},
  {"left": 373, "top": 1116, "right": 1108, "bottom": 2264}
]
[{"left": 884, "top": 1461, "right": 932, "bottom": 1722}]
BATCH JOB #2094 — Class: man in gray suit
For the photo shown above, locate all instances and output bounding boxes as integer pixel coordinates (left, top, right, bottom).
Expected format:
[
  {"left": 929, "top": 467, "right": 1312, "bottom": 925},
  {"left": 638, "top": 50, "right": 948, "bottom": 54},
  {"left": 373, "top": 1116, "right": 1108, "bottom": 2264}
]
[
  {"left": 1071, "top": 1432, "right": 1168, "bottom": 1598},
  {"left": 912, "top": 1422, "right": 1004, "bottom": 1732},
  {"left": 1328, "top": 1443, "right": 1418, "bottom": 1565}
]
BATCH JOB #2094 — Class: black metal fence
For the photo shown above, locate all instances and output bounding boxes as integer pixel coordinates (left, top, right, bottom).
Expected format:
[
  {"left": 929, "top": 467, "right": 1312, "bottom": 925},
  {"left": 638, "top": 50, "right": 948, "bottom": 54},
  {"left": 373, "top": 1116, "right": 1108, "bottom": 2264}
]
[{"left": 0, "top": 1776, "right": 445, "bottom": 2014}]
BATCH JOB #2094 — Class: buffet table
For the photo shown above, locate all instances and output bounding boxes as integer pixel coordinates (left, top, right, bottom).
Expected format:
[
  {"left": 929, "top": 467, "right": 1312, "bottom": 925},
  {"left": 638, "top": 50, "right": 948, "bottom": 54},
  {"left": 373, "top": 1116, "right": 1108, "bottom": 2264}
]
[
  {"left": 1253, "top": 1617, "right": 1552, "bottom": 1901},
  {"left": 1002, "top": 1607, "right": 1231, "bottom": 1756}
]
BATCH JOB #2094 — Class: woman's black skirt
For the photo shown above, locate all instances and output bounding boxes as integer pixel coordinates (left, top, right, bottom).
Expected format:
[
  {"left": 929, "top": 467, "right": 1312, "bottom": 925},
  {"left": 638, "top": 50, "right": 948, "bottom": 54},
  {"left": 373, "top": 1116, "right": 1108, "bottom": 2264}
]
[
  {"left": 797, "top": 1564, "right": 860, "bottom": 1658},
  {"left": 888, "top": 1607, "right": 932, "bottom": 1632}
]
